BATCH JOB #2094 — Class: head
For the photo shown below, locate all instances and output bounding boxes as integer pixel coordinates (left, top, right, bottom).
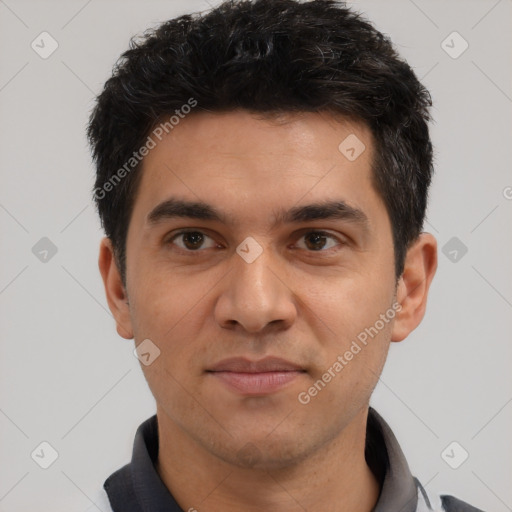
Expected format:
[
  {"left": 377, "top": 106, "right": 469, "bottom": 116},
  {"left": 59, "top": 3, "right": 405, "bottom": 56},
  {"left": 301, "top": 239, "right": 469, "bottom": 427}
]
[
  {"left": 89, "top": 0, "right": 434, "bottom": 287},
  {"left": 91, "top": 0, "right": 437, "bottom": 470}
]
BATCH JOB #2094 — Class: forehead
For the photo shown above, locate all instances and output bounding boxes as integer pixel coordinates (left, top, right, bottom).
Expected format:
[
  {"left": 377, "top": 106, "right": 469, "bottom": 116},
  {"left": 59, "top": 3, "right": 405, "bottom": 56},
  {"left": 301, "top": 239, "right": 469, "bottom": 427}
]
[
  {"left": 144, "top": 110, "right": 373, "bottom": 171},
  {"left": 129, "top": 110, "right": 383, "bottom": 232}
]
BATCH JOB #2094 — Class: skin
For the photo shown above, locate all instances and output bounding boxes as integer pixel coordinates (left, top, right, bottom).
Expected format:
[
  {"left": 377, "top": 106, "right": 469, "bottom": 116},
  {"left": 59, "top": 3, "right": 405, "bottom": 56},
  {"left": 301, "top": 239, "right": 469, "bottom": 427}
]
[{"left": 99, "top": 110, "right": 437, "bottom": 511}]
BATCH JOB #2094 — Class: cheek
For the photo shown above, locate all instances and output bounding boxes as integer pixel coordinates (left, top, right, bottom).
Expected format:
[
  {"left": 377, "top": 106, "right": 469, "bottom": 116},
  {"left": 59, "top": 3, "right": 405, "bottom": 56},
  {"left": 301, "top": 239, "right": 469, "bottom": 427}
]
[
  {"left": 304, "top": 271, "right": 395, "bottom": 338},
  {"left": 128, "top": 280, "right": 208, "bottom": 397},
  {"left": 129, "top": 265, "right": 198, "bottom": 333},
  {"left": 300, "top": 274, "right": 394, "bottom": 392}
]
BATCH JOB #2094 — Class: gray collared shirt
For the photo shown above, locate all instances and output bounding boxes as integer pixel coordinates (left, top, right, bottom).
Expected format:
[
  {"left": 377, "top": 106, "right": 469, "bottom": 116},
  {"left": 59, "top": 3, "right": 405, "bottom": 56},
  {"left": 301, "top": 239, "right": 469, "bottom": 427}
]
[{"left": 88, "top": 408, "right": 484, "bottom": 511}]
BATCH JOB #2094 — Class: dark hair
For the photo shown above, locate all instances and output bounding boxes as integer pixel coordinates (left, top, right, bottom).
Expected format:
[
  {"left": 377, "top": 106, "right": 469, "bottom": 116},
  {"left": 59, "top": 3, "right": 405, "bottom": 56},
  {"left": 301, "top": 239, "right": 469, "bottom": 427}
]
[{"left": 88, "top": 0, "right": 433, "bottom": 287}]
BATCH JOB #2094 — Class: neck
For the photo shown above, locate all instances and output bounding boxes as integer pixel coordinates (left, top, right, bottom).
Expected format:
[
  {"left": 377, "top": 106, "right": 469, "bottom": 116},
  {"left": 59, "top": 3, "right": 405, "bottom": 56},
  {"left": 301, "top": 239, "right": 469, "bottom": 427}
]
[{"left": 155, "top": 407, "right": 380, "bottom": 512}]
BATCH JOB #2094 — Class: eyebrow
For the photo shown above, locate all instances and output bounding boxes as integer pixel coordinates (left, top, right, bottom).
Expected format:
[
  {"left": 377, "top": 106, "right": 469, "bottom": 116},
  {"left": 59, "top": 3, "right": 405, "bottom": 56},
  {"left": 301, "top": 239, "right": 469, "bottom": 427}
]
[{"left": 146, "top": 197, "right": 369, "bottom": 231}]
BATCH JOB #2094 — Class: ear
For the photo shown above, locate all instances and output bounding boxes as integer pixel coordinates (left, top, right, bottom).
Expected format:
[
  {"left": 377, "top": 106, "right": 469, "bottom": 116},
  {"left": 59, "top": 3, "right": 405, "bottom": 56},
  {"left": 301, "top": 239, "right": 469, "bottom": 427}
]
[
  {"left": 391, "top": 233, "right": 437, "bottom": 342},
  {"left": 98, "top": 237, "right": 134, "bottom": 340}
]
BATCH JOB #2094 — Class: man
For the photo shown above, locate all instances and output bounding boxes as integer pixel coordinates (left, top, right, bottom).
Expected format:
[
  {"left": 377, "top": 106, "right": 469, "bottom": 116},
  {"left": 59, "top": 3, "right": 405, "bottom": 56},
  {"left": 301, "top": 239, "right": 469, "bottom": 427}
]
[{"left": 88, "top": 0, "right": 483, "bottom": 510}]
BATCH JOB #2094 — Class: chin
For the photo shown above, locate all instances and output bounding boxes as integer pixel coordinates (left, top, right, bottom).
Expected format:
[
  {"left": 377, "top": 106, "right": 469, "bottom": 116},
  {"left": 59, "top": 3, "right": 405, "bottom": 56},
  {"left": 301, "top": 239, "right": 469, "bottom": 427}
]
[{"left": 212, "top": 434, "right": 318, "bottom": 471}]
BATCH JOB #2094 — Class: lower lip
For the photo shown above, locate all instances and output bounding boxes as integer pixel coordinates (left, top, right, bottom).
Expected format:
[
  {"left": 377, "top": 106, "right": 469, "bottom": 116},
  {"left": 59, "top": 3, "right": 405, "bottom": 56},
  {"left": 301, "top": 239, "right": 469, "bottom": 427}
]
[{"left": 209, "top": 371, "right": 303, "bottom": 395}]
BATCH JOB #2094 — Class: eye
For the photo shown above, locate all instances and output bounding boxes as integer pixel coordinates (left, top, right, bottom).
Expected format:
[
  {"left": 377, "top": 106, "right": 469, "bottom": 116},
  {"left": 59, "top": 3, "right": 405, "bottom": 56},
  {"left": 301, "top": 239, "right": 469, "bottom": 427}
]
[
  {"left": 294, "top": 231, "right": 344, "bottom": 252},
  {"left": 167, "top": 230, "right": 219, "bottom": 252}
]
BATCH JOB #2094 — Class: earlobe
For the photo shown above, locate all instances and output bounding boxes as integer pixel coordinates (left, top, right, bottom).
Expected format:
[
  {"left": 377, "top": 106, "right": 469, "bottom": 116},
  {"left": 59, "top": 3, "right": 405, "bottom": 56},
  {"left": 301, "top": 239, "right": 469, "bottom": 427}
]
[
  {"left": 98, "top": 237, "right": 134, "bottom": 340},
  {"left": 391, "top": 233, "right": 437, "bottom": 342}
]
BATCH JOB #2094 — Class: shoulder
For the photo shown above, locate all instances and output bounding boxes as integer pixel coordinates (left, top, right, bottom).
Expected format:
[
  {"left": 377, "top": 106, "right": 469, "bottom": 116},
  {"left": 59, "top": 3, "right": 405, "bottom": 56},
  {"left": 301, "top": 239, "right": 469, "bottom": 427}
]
[
  {"left": 416, "top": 480, "right": 486, "bottom": 512},
  {"left": 440, "top": 495, "right": 486, "bottom": 512}
]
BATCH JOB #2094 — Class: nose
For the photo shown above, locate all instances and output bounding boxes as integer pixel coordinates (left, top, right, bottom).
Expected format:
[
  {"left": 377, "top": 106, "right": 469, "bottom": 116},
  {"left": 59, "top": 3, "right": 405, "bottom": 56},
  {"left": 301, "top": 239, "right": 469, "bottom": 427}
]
[{"left": 214, "top": 242, "right": 297, "bottom": 334}]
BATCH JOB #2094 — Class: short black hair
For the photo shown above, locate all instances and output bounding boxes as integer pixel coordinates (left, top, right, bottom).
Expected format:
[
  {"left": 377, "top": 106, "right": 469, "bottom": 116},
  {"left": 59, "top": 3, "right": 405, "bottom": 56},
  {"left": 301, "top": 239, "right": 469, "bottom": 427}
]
[{"left": 88, "top": 0, "right": 434, "bottom": 287}]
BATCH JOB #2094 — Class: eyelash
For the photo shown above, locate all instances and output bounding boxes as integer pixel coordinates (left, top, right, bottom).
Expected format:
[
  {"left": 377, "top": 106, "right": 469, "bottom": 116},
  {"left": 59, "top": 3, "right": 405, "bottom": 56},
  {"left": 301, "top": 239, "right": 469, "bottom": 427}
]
[{"left": 166, "top": 229, "right": 345, "bottom": 256}]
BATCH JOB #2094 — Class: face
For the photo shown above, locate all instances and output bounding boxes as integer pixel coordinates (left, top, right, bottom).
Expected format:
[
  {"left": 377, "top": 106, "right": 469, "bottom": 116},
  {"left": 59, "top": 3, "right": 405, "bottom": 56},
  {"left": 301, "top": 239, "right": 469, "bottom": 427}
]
[{"left": 100, "top": 110, "right": 436, "bottom": 469}]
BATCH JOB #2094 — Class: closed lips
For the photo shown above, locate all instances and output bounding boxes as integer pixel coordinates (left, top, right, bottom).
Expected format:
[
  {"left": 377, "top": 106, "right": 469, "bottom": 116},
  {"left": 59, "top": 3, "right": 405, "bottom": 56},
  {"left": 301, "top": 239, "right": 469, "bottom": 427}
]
[{"left": 207, "top": 357, "right": 305, "bottom": 373}]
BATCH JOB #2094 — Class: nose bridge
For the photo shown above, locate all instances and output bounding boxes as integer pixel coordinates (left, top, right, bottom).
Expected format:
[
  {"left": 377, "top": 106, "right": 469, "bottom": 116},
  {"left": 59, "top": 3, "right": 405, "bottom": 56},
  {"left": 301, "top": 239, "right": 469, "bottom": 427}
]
[
  {"left": 237, "top": 240, "right": 277, "bottom": 299},
  {"left": 215, "top": 237, "right": 296, "bottom": 332}
]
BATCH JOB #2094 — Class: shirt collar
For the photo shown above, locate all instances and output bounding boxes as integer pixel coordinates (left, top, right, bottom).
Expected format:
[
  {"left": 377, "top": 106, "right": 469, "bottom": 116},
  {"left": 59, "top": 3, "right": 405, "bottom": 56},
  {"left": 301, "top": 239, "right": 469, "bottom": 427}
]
[{"left": 104, "top": 407, "right": 418, "bottom": 512}]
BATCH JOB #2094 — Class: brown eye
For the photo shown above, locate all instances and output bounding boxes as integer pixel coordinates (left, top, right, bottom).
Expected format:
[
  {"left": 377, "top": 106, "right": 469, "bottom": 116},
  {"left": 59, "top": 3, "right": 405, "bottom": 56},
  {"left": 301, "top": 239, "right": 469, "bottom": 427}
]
[
  {"left": 168, "top": 231, "right": 217, "bottom": 252},
  {"left": 295, "top": 231, "right": 342, "bottom": 252}
]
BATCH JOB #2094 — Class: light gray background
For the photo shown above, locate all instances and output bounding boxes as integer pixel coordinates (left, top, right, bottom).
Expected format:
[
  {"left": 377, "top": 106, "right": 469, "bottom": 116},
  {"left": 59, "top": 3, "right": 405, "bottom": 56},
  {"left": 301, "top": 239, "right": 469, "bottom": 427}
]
[{"left": 1, "top": 0, "right": 511, "bottom": 510}]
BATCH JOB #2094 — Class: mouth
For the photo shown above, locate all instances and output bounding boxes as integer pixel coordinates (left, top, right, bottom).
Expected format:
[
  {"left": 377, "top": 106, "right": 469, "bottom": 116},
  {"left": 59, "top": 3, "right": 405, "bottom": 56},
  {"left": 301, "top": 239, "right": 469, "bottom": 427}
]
[{"left": 206, "top": 357, "right": 306, "bottom": 395}]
